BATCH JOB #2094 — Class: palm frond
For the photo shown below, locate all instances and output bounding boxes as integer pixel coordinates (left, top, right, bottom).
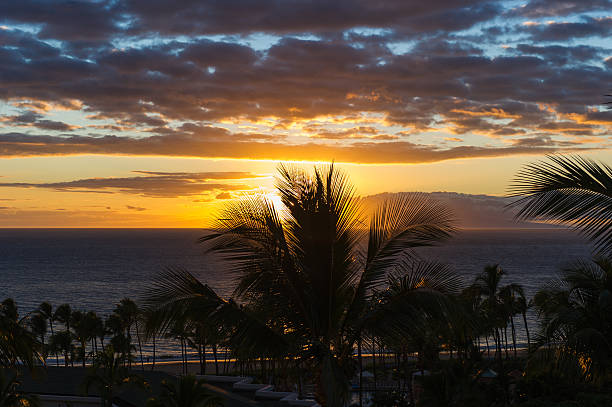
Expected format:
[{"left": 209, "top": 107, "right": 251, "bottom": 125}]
[
  {"left": 140, "top": 266, "right": 226, "bottom": 336},
  {"left": 276, "top": 163, "right": 364, "bottom": 338},
  {"left": 509, "top": 154, "right": 612, "bottom": 254},
  {"left": 141, "top": 267, "right": 289, "bottom": 356},
  {"left": 364, "top": 260, "right": 460, "bottom": 341},
  {"left": 363, "top": 193, "right": 456, "bottom": 293}
]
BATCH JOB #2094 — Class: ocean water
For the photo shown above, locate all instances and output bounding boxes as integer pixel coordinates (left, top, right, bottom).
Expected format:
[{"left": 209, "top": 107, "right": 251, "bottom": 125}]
[{"left": 0, "top": 228, "right": 594, "bottom": 358}]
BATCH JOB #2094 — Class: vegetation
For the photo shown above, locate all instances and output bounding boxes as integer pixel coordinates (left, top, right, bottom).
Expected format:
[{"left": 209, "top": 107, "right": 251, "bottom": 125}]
[
  {"left": 143, "top": 163, "right": 460, "bottom": 405},
  {"left": 2, "top": 155, "right": 612, "bottom": 406},
  {"left": 0, "top": 371, "right": 39, "bottom": 407},
  {"left": 83, "top": 346, "right": 146, "bottom": 407},
  {"left": 509, "top": 154, "right": 612, "bottom": 255}
]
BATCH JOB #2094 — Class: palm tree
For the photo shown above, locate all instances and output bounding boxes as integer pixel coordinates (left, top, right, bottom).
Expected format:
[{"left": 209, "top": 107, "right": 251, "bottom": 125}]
[
  {"left": 469, "top": 265, "right": 524, "bottom": 361},
  {"left": 38, "top": 302, "right": 57, "bottom": 366},
  {"left": 83, "top": 346, "right": 146, "bottom": 407},
  {"left": 83, "top": 311, "right": 103, "bottom": 354},
  {"left": 53, "top": 304, "right": 72, "bottom": 333},
  {"left": 516, "top": 293, "right": 530, "bottom": 351},
  {"left": 0, "top": 299, "right": 40, "bottom": 369},
  {"left": 0, "top": 371, "right": 40, "bottom": 407},
  {"left": 49, "top": 331, "right": 72, "bottom": 367},
  {"left": 146, "top": 375, "right": 222, "bottom": 407},
  {"left": 145, "top": 163, "right": 457, "bottom": 406},
  {"left": 113, "top": 299, "right": 143, "bottom": 369},
  {"left": 531, "top": 257, "right": 612, "bottom": 384},
  {"left": 509, "top": 154, "right": 612, "bottom": 255},
  {"left": 28, "top": 313, "right": 48, "bottom": 363}
]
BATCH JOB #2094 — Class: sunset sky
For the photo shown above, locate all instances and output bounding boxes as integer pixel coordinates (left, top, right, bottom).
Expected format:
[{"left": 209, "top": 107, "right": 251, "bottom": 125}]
[{"left": 0, "top": 0, "right": 611, "bottom": 227}]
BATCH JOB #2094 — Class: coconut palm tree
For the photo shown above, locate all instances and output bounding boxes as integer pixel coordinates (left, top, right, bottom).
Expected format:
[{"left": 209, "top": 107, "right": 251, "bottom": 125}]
[
  {"left": 49, "top": 331, "right": 72, "bottom": 367},
  {"left": 145, "top": 375, "right": 222, "bottom": 407},
  {"left": 0, "top": 371, "right": 40, "bottom": 407},
  {"left": 113, "top": 299, "right": 143, "bottom": 369},
  {"left": 83, "top": 311, "right": 103, "bottom": 354},
  {"left": 38, "top": 302, "right": 57, "bottom": 366},
  {"left": 83, "top": 346, "right": 146, "bottom": 407},
  {"left": 531, "top": 256, "right": 612, "bottom": 383},
  {"left": 70, "top": 310, "right": 87, "bottom": 367},
  {"left": 53, "top": 304, "right": 72, "bottom": 333},
  {"left": 509, "top": 154, "right": 612, "bottom": 255},
  {"left": 28, "top": 313, "right": 47, "bottom": 362},
  {"left": 0, "top": 299, "right": 40, "bottom": 369},
  {"left": 144, "top": 163, "right": 457, "bottom": 406},
  {"left": 469, "top": 265, "right": 524, "bottom": 361}
]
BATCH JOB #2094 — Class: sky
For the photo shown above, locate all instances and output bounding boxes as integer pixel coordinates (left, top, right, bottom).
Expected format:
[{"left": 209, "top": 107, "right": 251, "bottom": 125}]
[{"left": 0, "top": 0, "right": 610, "bottom": 227}]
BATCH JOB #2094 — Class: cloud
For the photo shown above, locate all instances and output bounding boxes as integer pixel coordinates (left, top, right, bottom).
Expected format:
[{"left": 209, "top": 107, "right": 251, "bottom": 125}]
[
  {"left": 121, "top": 1, "right": 498, "bottom": 36},
  {"left": 513, "top": 44, "right": 605, "bottom": 65},
  {"left": 522, "top": 17, "right": 612, "bottom": 41},
  {"left": 215, "top": 192, "right": 232, "bottom": 199},
  {"left": 126, "top": 205, "right": 147, "bottom": 211},
  {"left": 1, "top": 111, "right": 79, "bottom": 131},
  {"left": 0, "top": 131, "right": 590, "bottom": 164},
  {"left": 508, "top": 0, "right": 612, "bottom": 17},
  {"left": 0, "top": 1, "right": 610, "bottom": 164},
  {"left": 0, "top": 170, "right": 260, "bottom": 197}
]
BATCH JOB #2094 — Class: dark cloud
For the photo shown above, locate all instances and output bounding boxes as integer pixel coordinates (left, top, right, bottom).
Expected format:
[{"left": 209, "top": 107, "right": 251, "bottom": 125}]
[
  {"left": 0, "top": 2, "right": 610, "bottom": 163},
  {"left": 0, "top": 0, "right": 500, "bottom": 42},
  {"left": 120, "top": 0, "right": 498, "bottom": 36},
  {"left": 1, "top": 0, "right": 120, "bottom": 41},
  {"left": 508, "top": 0, "right": 612, "bottom": 17},
  {"left": 514, "top": 44, "right": 605, "bottom": 65},
  {"left": 523, "top": 17, "right": 612, "bottom": 41},
  {"left": 126, "top": 205, "right": 147, "bottom": 211},
  {"left": 0, "top": 131, "right": 590, "bottom": 164},
  {"left": 1, "top": 111, "right": 79, "bottom": 131},
  {"left": 0, "top": 170, "right": 259, "bottom": 197},
  {"left": 1, "top": 29, "right": 609, "bottom": 131}
]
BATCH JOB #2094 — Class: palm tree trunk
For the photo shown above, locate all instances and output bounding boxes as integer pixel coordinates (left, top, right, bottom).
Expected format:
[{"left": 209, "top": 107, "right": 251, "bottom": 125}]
[
  {"left": 151, "top": 334, "right": 156, "bottom": 371},
  {"left": 504, "top": 327, "right": 509, "bottom": 359},
  {"left": 357, "top": 337, "right": 363, "bottom": 407},
  {"left": 135, "top": 320, "right": 144, "bottom": 371},
  {"left": 198, "top": 341, "right": 204, "bottom": 375},
  {"left": 510, "top": 316, "right": 517, "bottom": 359},
  {"left": 213, "top": 344, "right": 219, "bottom": 375},
  {"left": 49, "top": 320, "right": 59, "bottom": 367},
  {"left": 522, "top": 311, "right": 530, "bottom": 351},
  {"left": 81, "top": 340, "right": 86, "bottom": 367},
  {"left": 372, "top": 337, "right": 377, "bottom": 393},
  {"left": 181, "top": 337, "right": 186, "bottom": 375}
]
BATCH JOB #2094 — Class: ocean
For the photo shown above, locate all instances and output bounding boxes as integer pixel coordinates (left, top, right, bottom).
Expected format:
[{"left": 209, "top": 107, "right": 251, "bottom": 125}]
[{"left": 0, "top": 228, "right": 594, "bottom": 359}]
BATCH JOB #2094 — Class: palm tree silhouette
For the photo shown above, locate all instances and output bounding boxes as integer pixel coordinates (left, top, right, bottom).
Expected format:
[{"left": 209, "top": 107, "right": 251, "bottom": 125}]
[
  {"left": 531, "top": 257, "right": 612, "bottom": 384},
  {"left": 54, "top": 304, "right": 72, "bottom": 333},
  {"left": 113, "top": 298, "right": 143, "bottom": 369},
  {"left": 145, "top": 163, "right": 457, "bottom": 406},
  {"left": 469, "top": 265, "right": 524, "bottom": 361},
  {"left": 0, "top": 298, "right": 40, "bottom": 369},
  {"left": 49, "top": 330, "right": 72, "bottom": 367},
  {"left": 29, "top": 312, "right": 48, "bottom": 362},
  {"left": 84, "top": 346, "right": 146, "bottom": 407},
  {"left": 38, "top": 302, "right": 58, "bottom": 366},
  {"left": 0, "top": 371, "right": 40, "bottom": 407},
  {"left": 509, "top": 154, "right": 612, "bottom": 255}
]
